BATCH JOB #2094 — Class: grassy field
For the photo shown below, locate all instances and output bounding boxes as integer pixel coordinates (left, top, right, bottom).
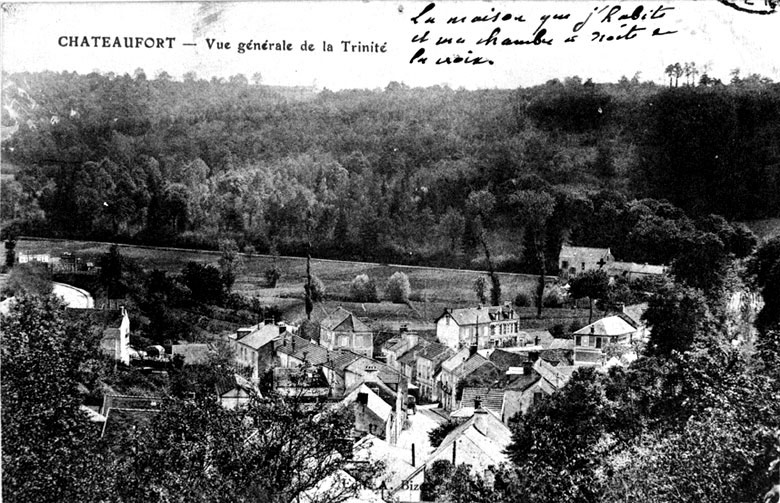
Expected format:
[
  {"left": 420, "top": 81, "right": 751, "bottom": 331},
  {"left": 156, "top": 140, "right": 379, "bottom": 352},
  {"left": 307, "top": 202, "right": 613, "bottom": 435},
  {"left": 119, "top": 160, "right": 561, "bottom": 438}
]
[{"left": 16, "top": 237, "right": 587, "bottom": 331}]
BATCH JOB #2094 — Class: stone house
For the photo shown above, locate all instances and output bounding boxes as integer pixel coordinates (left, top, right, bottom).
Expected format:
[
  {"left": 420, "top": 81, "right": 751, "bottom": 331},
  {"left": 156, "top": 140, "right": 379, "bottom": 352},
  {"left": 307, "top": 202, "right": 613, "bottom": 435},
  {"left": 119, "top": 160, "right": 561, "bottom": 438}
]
[
  {"left": 558, "top": 245, "right": 614, "bottom": 278},
  {"left": 319, "top": 307, "right": 374, "bottom": 358}
]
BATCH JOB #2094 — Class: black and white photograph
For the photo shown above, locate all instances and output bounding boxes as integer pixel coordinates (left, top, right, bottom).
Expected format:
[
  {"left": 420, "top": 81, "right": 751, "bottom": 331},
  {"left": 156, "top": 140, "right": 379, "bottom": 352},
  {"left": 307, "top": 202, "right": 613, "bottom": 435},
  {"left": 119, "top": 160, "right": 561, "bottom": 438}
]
[{"left": 1, "top": 1, "right": 780, "bottom": 502}]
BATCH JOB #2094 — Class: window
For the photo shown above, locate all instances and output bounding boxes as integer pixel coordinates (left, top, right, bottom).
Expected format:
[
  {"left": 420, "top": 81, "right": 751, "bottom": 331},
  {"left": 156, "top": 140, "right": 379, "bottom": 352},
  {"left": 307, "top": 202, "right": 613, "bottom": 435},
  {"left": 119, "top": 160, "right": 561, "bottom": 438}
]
[
  {"left": 562, "top": 260, "right": 569, "bottom": 269},
  {"left": 534, "top": 392, "right": 543, "bottom": 404},
  {"left": 596, "top": 337, "right": 602, "bottom": 349},
  {"left": 340, "top": 336, "right": 350, "bottom": 347},
  {"left": 575, "top": 336, "right": 582, "bottom": 346},
  {"left": 581, "top": 262, "right": 586, "bottom": 271}
]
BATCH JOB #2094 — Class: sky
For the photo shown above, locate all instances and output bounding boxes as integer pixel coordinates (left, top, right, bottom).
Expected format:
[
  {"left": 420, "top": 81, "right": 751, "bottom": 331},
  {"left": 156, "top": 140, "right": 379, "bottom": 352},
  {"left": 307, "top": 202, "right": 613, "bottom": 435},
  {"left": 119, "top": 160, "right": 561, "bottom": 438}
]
[{"left": 2, "top": 1, "right": 779, "bottom": 89}]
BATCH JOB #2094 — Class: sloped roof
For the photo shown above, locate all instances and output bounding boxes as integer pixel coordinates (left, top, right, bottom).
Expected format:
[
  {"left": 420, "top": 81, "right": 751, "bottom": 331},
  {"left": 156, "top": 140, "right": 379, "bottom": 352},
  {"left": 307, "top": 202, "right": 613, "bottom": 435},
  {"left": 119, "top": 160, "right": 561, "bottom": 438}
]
[
  {"left": 460, "top": 387, "right": 505, "bottom": 412},
  {"left": 609, "top": 262, "right": 667, "bottom": 276},
  {"left": 325, "top": 349, "right": 364, "bottom": 373},
  {"left": 342, "top": 383, "right": 393, "bottom": 422},
  {"left": 489, "top": 349, "right": 530, "bottom": 372},
  {"left": 548, "top": 338, "right": 575, "bottom": 350},
  {"left": 518, "top": 329, "right": 554, "bottom": 348},
  {"left": 276, "top": 335, "right": 330, "bottom": 366},
  {"left": 441, "top": 348, "right": 472, "bottom": 373},
  {"left": 321, "top": 307, "right": 372, "bottom": 333},
  {"left": 417, "top": 342, "right": 452, "bottom": 362},
  {"left": 394, "top": 408, "right": 510, "bottom": 497},
  {"left": 539, "top": 348, "right": 574, "bottom": 365},
  {"left": 573, "top": 316, "right": 636, "bottom": 337},
  {"left": 353, "top": 435, "right": 415, "bottom": 490},
  {"left": 397, "top": 349, "right": 418, "bottom": 366},
  {"left": 437, "top": 305, "right": 515, "bottom": 327},
  {"left": 457, "top": 354, "right": 493, "bottom": 378},
  {"left": 559, "top": 245, "right": 612, "bottom": 263},
  {"left": 622, "top": 303, "right": 649, "bottom": 327},
  {"left": 216, "top": 374, "right": 259, "bottom": 397},
  {"left": 501, "top": 370, "right": 541, "bottom": 391},
  {"left": 345, "top": 357, "right": 402, "bottom": 385},
  {"left": 237, "top": 323, "right": 285, "bottom": 350}
]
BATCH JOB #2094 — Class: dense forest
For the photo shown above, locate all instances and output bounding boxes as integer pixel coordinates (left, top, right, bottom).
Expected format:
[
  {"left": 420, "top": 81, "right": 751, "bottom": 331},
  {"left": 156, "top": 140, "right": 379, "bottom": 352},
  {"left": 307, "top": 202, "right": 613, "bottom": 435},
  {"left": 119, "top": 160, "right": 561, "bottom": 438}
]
[{"left": 2, "top": 69, "right": 780, "bottom": 271}]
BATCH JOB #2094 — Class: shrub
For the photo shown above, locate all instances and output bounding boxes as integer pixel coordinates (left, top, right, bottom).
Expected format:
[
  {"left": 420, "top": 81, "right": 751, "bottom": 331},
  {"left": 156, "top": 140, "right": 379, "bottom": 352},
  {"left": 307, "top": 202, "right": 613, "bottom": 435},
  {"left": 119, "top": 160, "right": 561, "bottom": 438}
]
[
  {"left": 549, "top": 323, "right": 566, "bottom": 338},
  {"left": 385, "top": 272, "right": 411, "bottom": 303},
  {"left": 514, "top": 290, "right": 532, "bottom": 307},
  {"left": 350, "top": 274, "right": 378, "bottom": 302},
  {"left": 265, "top": 266, "right": 281, "bottom": 287},
  {"left": 542, "top": 286, "right": 566, "bottom": 308},
  {"left": 308, "top": 274, "right": 326, "bottom": 302}
]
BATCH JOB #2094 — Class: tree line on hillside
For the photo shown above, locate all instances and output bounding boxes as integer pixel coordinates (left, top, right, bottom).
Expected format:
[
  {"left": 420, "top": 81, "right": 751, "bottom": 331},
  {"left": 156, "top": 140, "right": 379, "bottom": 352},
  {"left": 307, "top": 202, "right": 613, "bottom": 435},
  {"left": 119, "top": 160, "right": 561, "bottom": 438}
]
[{"left": 2, "top": 70, "right": 779, "bottom": 271}]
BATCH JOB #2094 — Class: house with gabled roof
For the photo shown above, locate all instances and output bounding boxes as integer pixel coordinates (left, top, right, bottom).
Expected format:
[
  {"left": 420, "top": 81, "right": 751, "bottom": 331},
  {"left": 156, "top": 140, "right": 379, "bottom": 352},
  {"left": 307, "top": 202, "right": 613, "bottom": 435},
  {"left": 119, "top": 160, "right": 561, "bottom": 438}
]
[
  {"left": 216, "top": 374, "right": 261, "bottom": 409},
  {"left": 381, "top": 328, "right": 419, "bottom": 371},
  {"left": 439, "top": 349, "right": 497, "bottom": 411},
  {"left": 572, "top": 315, "right": 637, "bottom": 366},
  {"left": 436, "top": 304, "right": 522, "bottom": 351},
  {"left": 321, "top": 349, "right": 364, "bottom": 398},
  {"left": 339, "top": 383, "right": 398, "bottom": 442},
  {"left": 276, "top": 333, "right": 330, "bottom": 370},
  {"left": 393, "top": 407, "right": 511, "bottom": 502},
  {"left": 558, "top": 244, "right": 614, "bottom": 278},
  {"left": 320, "top": 307, "right": 374, "bottom": 358},
  {"left": 234, "top": 322, "right": 291, "bottom": 380}
]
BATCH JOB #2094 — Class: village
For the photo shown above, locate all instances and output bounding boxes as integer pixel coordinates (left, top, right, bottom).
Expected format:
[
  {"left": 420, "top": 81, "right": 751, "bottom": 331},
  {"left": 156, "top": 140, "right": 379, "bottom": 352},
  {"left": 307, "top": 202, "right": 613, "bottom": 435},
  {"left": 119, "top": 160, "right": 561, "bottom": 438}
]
[{"left": 0, "top": 241, "right": 665, "bottom": 502}]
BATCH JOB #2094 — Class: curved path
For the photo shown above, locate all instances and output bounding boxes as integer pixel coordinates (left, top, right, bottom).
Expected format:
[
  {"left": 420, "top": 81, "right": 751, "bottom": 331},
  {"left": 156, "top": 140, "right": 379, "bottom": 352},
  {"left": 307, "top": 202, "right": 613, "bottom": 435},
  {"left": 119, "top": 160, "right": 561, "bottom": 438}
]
[{"left": 52, "top": 282, "right": 94, "bottom": 308}]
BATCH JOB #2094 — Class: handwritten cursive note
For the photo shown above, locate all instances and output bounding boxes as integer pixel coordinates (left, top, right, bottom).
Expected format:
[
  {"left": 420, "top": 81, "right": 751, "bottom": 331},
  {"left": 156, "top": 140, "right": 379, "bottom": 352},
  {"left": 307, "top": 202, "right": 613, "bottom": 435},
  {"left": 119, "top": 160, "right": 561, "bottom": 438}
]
[{"left": 409, "top": 2, "right": 678, "bottom": 66}]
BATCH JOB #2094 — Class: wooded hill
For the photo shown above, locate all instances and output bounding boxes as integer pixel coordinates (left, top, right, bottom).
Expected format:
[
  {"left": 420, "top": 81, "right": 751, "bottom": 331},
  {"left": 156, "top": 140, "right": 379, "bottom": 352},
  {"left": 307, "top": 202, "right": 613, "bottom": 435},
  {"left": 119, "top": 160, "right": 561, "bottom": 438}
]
[{"left": 2, "top": 70, "right": 779, "bottom": 271}]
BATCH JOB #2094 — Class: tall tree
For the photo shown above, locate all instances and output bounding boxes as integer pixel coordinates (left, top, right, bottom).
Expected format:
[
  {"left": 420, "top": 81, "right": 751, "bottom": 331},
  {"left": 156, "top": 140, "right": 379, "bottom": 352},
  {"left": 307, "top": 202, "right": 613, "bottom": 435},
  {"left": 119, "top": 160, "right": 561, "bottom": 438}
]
[
  {"left": 1, "top": 295, "right": 110, "bottom": 503},
  {"left": 511, "top": 190, "right": 556, "bottom": 318},
  {"left": 466, "top": 190, "right": 501, "bottom": 305},
  {"left": 568, "top": 269, "right": 609, "bottom": 323}
]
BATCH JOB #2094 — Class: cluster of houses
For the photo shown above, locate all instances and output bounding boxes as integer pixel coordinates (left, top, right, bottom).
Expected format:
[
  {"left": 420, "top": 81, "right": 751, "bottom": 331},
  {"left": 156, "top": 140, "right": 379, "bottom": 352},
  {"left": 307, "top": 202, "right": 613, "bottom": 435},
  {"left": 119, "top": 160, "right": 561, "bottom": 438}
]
[
  {"left": 218, "top": 298, "right": 649, "bottom": 501},
  {"left": 6, "top": 242, "right": 663, "bottom": 502}
]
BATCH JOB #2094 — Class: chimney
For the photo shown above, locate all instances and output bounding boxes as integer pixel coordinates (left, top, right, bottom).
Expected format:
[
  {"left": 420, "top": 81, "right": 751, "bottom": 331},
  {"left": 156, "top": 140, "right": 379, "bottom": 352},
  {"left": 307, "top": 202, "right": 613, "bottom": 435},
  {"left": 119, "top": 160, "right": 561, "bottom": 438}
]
[
  {"left": 590, "top": 325, "right": 595, "bottom": 335},
  {"left": 469, "top": 344, "right": 478, "bottom": 357},
  {"left": 292, "top": 338, "right": 296, "bottom": 352},
  {"left": 474, "top": 396, "right": 482, "bottom": 410},
  {"left": 522, "top": 360, "right": 533, "bottom": 375}
]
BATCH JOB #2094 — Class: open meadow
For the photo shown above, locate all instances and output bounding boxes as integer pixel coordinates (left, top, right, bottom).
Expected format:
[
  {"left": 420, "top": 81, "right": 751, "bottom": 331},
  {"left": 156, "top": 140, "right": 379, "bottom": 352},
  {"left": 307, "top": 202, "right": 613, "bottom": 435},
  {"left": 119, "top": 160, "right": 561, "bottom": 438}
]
[{"left": 16, "top": 237, "right": 591, "bottom": 331}]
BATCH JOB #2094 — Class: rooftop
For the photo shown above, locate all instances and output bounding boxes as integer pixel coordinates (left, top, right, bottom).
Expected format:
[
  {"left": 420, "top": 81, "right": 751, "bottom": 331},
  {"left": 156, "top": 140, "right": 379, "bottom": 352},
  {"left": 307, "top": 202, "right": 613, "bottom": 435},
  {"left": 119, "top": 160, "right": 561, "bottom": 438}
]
[
  {"left": 559, "top": 245, "right": 613, "bottom": 263},
  {"left": 573, "top": 316, "right": 637, "bottom": 337},
  {"left": 321, "top": 307, "right": 372, "bottom": 333},
  {"left": 437, "top": 304, "right": 516, "bottom": 327},
  {"left": 237, "top": 323, "right": 286, "bottom": 350}
]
